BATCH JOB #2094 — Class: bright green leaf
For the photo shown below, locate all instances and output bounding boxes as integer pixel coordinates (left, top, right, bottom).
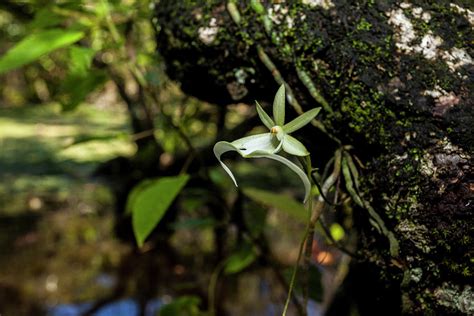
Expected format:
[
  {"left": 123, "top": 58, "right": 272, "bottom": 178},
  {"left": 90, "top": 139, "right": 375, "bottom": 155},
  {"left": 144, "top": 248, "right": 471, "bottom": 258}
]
[
  {"left": 0, "top": 29, "right": 85, "bottom": 74},
  {"left": 283, "top": 107, "right": 321, "bottom": 133},
  {"left": 224, "top": 244, "right": 257, "bottom": 274},
  {"left": 255, "top": 101, "right": 274, "bottom": 129},
  {"left": 130, "top": 175, "right": 189, "bottom": 247},
  {"left": 243, "top": 187, "right": 308, "bottom": 222},
  {"left": 273, "top": 84, "right": 286, "bottom": 125}
]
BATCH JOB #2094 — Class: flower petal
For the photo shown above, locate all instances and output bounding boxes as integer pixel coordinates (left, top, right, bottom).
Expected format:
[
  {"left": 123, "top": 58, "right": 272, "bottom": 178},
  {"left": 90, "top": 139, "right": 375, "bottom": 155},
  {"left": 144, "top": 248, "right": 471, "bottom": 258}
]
[
  {"left": 231, "top": 133, "right": 280, "bottom": 157},
  {"left": 282, "top": 135, "right": 309, "bottom": 156},
  {"left": 213, "top": 133, "right": 281, "bottom": 186},
  {"left": 251, "top": 153, "right": 311, "bottom": 202},
  {"left": 283, "top": 107, "right": 321, "bottom": 134},
  {"left": 213, "top": 141, "right": 241, "bottom": 187},
  {"left": 255, "top": 101, "right": 274, "bottom": 130},
  {"left": 273, "top": 84, "right": 286, "bottom": 126},
  {"left": 214, "top": 141, "right": 311, "bottom": 202}
]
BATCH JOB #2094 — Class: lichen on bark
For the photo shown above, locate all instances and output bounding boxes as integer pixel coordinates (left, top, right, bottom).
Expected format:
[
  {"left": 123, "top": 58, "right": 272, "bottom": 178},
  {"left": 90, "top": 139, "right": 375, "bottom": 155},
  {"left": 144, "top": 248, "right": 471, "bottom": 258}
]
[{"left": 155, "top": 1, "right": 473, "bottom": 314}]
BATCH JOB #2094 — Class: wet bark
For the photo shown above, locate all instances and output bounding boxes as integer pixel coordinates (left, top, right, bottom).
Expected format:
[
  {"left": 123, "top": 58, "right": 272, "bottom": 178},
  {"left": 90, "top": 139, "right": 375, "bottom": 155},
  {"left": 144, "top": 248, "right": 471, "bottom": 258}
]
[{"left": 155, "top": 1, "right": 473, "bottom": 315}]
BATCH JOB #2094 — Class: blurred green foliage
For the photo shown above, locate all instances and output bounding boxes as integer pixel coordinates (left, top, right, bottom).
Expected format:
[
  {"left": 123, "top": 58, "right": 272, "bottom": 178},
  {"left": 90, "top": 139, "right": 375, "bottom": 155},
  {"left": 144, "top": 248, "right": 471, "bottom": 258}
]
[
  {"left": 0, "top": 0, "right": 158, "bottom": 109},
  {"left": 0, "top": 1, "right": 344, "bottom": 314}
]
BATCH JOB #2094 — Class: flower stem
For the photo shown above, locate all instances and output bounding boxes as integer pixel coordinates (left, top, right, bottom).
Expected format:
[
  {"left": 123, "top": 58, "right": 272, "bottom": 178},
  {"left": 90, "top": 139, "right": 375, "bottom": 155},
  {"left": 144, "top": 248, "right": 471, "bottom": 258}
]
[
  {"left": 282, "top": 156, "right": 314, "bottom": 316},
  {"left": 302, "top": 156, "right": 315, "bottom": 314},
  {"left": 208, "top": 260, "right": 226, "bottom": 316}
]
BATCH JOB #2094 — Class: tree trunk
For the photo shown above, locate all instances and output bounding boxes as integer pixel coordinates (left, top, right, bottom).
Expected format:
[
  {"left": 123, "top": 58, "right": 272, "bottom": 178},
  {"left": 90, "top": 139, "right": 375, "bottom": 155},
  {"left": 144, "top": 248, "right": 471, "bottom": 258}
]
[{"left": 154, "top": 1, "right": 473, "bottom": 315}]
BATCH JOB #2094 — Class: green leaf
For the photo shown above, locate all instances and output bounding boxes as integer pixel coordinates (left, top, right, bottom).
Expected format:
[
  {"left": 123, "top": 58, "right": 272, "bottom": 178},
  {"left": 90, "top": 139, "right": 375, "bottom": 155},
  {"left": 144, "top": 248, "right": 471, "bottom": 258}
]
[
  {"left": 68, "top": 46, "right": 96, "bottom": 76},
  {"left": 282, "top": 134, "right": 309, "bottom": 156},
  {"left": 59, "top": 46, "right": 106, "bottom": 111},
  {"left": 0, "top": 29, "right": 85, "bottom": 75},
  {"left": 243, "top": 187, "right": 308, "bottom": 222},
  {"left": 255, "top": 101, "right": 274, "bottom": 129},
  {"left": 224, "top": 244, "right": 257, "bottom": 274},
  {"left": 283, "top": 107, "right": 321, "bottom": 133},
  {"left": 130, "top": 175, "right": 189, "bottom": 247},
  {"left": 159, "top": 295, "right": 202, "bottom": 316},
  {"left": 125, "top": 179, "right": 154, "bottom": 215},
  {"left": 28, "top": 7, "right": 65, "bottom": 29},
  {"left": 273, "top": 84, "right": 286, "bottom": 126},
  {"left": 60, "top": 70, "right": 107, "bottom": 111}
]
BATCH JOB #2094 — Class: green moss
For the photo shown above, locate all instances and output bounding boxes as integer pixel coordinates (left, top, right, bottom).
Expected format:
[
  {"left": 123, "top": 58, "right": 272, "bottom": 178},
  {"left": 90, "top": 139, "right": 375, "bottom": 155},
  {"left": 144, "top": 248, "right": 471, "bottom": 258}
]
[
  {"left": 339, "top": 82, "right": 396, "bottom": 146},
  {"left": 356, "top": 18, "right": 372, "bottom": 31}
]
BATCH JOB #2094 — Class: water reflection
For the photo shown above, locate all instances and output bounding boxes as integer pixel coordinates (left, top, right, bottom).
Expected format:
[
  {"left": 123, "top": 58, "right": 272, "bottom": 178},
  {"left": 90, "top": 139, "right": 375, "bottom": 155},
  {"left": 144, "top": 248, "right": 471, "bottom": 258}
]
[{"left": 49, "top": 299, "right": 163, "bottom": 316}]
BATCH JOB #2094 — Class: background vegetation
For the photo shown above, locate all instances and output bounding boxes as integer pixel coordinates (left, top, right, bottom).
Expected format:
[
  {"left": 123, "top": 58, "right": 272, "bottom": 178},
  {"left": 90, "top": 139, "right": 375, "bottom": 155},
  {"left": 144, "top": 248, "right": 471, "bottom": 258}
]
[
  {"left": 0, "top": 1, "right": 348, "bottom": 315},
  {"left": 2, "top": 1, "right": 472, "bottom": 316}
]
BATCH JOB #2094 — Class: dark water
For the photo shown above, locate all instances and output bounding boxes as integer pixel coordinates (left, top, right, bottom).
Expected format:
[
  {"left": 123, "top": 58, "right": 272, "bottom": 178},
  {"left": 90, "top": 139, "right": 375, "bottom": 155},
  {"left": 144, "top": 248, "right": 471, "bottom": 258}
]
[
  {"left": 49, "top": 299, "right": 163, "bottom": 316},
  {"left": 48, "top": 298, "right": 322, "bottom": 316}
]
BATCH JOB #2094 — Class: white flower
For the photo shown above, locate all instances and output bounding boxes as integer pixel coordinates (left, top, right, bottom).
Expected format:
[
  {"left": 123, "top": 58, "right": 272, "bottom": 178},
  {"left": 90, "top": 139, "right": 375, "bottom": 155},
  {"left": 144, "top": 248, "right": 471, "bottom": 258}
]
[{"left": 213, "top": 85, "right": 320, "bottom": 202}]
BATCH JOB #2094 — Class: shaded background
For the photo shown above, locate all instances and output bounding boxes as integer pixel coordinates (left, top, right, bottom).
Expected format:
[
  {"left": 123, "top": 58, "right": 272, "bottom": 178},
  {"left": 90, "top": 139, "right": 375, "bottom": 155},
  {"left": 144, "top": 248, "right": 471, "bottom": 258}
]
[{"left": 0, "top": 1, "right": 346, "bottom": 315}]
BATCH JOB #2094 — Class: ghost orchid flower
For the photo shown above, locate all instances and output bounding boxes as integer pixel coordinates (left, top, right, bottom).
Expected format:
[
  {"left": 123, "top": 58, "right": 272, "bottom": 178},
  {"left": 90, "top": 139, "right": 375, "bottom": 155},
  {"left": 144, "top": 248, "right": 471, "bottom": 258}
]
[{"left": 213, "top": 84, "right": 321, "bottom": 202}]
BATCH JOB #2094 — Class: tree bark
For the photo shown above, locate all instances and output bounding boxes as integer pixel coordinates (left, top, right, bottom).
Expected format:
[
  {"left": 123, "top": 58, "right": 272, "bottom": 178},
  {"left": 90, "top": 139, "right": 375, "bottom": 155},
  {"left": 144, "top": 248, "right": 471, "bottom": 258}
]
[{"left": 155, "top": 1, "right": 473, "bottom": 315}]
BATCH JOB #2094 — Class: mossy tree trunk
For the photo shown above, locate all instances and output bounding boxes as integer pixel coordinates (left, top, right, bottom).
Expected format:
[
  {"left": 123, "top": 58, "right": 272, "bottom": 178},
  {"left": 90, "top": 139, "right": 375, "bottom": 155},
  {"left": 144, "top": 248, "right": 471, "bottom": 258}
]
[{"left": 155, "top": 1, "right": 473, "bottom": 315}]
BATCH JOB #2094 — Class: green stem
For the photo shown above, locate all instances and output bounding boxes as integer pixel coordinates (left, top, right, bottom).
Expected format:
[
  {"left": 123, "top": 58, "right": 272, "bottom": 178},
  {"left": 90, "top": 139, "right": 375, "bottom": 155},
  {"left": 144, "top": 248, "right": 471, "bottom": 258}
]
[
  {"left": 208, "top": 260, "right": 226, "bottom": 316},
  {"left": 302, "top": 156, "right": 314, "bottom": 315},
  {"left": 282, "top": 227, "right": 309, "bottom": 316},
  {"left": 282, "top": 156, "right": 314, "bottom": 316}
]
